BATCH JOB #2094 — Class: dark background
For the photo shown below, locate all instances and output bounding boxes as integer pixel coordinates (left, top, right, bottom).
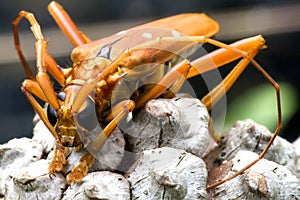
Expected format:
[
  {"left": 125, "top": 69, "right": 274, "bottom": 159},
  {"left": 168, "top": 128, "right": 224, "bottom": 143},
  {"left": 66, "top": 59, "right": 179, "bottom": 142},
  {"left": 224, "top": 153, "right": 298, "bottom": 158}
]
[{"left": 0, "top": 0, "right": 299, "bottom": 144}]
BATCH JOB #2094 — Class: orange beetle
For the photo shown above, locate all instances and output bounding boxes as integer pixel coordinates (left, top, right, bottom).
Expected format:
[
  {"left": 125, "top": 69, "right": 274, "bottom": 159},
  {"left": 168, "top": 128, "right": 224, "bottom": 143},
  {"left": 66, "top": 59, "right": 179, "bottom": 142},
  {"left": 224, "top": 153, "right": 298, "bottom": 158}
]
[{"left": 13, "top": 1, "right": 281, "bottom": 189}]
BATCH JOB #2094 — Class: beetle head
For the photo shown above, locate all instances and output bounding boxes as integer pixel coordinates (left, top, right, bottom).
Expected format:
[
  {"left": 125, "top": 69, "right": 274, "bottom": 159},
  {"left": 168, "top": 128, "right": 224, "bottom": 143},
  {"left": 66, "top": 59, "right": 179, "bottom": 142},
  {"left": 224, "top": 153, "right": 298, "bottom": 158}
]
[{"left": 47, "top": 91, "right": 99, "bottom": 147}]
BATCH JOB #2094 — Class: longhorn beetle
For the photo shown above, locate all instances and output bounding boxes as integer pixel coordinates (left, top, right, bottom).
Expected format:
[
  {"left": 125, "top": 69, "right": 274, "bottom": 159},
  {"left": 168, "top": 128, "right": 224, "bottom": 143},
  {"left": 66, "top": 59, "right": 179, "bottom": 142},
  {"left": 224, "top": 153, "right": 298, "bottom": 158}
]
[{"left": 13, "top": 1, "right": 281, "bottom": 190}]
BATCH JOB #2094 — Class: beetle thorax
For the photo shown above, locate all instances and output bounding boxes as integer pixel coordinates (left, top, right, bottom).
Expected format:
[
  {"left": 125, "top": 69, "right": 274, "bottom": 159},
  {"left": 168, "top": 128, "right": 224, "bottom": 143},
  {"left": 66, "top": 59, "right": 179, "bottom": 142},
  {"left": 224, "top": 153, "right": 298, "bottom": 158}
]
[{"left": 55, "top": 107, "right": 81, "bottom": 147}]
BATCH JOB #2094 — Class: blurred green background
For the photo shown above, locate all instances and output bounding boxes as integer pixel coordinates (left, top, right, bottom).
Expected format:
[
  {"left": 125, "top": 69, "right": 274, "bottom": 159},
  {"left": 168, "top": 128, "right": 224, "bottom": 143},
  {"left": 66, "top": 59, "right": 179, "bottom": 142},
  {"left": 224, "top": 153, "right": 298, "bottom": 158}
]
[{"left": 0, "top": 0, "right": 299, "bottom": 143}]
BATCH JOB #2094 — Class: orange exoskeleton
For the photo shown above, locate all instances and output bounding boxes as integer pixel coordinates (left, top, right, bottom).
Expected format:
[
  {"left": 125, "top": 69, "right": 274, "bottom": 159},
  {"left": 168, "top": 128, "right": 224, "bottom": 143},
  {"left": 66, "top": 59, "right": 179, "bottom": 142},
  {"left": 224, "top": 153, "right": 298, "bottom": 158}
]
[{"left": 13, "top": 1, "right": 281, "bottom": 190}]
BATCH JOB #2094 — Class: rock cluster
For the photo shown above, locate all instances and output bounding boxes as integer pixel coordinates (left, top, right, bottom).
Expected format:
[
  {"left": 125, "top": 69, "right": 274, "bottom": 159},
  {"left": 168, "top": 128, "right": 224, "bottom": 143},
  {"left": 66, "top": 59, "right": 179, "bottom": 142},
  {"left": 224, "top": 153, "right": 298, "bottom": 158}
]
[{"left": 0, "top": 97, "right": 299, "bottom": 199}]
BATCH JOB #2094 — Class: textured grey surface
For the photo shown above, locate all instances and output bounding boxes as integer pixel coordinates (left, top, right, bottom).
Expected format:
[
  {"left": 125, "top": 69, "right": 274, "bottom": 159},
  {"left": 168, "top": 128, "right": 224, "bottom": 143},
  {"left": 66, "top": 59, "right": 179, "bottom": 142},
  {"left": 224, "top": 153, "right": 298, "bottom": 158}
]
[
  {"left": 0, "top": 98, "right": 300, "bottom": 199},
  {"left": 123, "top": 97, "right": 210, "bottom": 157},
  {"left": 209, "top": 151, "right": 300, "bottom": 199},
  {"left": 217, "top": 120, "right": 299, "bottom": 176},
  {"left": 63, "top": 171, "right": 130, "bottom": 200},
  {"left": 127, "top": 147, "right": 208, "bottom": 199}
]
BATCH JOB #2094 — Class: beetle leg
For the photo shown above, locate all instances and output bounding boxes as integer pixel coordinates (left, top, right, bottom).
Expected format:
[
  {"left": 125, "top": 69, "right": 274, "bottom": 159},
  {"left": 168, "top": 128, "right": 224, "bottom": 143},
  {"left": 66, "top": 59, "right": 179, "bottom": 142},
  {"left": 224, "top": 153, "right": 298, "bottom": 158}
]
[
  {"left": 21, "top": 67, "right": 71, "bottom": 177},
  {"left": 88, "top": 100, "right": 135, "bottom": 153},
  {"left": 14, "top": 11, "right": 63, "bottom": 110},
  {"left": 97, "top": 35, "right": 266, "bottom": 91},
  {"left": 13, "top": 11, "right": 66, "bottom": 85},
  {"left": 66, "top": 152, "right": 94, "bottom": 183},
  {"left": 123, "top": 34, "right": 282, "bottom": 190},
  {"left": 14, "top": 11, "right": 72, "bottom": 173},
  {"left": 66, "top": 100, "right": 135, "bottom": 183},
  {"left": 135, "top": 59, "right": 192, "bottom": 109},
  {"left": 48, "top": 1, "right": 90, "bottom": 47},
  {"left": 21, "top": 82, "right": 59, "bottom": 141},
  {"left": 203, "top": 49, "right": 282, "bottom": 190},
  {"left": 48, "top": 145, "right": 69, "bottom": 174},
  {"left": 21, "top": 79, "right": 69, "bottom": 175},
  {"left": 21, "top": 79, "right": 47, "bottom": 102}
]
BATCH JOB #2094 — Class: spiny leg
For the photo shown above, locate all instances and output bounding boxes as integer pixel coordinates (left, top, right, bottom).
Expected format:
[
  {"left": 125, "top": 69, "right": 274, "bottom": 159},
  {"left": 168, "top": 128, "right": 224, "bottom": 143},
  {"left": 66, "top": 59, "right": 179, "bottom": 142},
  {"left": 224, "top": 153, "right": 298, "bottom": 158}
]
[
  {"left": 13, "top": 11, "right": 65, "bottom": 85},
  {"left": 135, "top": 59, "right": 192, "bottom": 108},
  {"left": 113, "top": 33, "right": 282, "bottom": 189},
  {"left": 13, "top": 11, "right": 72, "bottom": 174},
  {"left": 132, "top": 36, "right": 264, "bottom": 109},
  {"left": 48, "top": 1, "right": 90, "bottom": 47},
  {"left": 69, "top": 31, "right": 281, "bottom": 187},
  {"left": 13, "top": 10, "right": 63, "bottom": 133},
  {"left": 201, "top": 51, "right": 282, "bottom": 190},
  {"left": 66, "top": 100, "right": 135, "bottom": 183},
  {"left": 71, "top": 35, "right": 266, "bottom": 111},
  {"left": 21, "top": 81, "right": 70, "bottom": 175}
]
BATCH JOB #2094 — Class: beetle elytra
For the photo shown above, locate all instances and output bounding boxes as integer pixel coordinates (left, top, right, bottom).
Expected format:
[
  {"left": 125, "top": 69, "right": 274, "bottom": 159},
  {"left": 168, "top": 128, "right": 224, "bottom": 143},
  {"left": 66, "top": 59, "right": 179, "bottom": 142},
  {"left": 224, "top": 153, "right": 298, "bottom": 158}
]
[{"left": 13, "top": 1, "right": 282, "bottom": 190}]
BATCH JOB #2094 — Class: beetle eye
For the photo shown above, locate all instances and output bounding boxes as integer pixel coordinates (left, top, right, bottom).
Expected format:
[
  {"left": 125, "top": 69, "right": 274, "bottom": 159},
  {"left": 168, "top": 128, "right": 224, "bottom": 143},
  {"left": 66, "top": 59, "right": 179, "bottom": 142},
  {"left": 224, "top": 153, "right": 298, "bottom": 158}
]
[
  {"left": 47, "top": 104, "right": 57, "bottom": 126},
  {"left": 46, "top": 92, "right": 65, "bottom": 126},
  {"left": 77, "top": 97, "right": 99, "bottom": 131},
  {"left": 57, "top": 92, "right": 66, "bottom": 101}
]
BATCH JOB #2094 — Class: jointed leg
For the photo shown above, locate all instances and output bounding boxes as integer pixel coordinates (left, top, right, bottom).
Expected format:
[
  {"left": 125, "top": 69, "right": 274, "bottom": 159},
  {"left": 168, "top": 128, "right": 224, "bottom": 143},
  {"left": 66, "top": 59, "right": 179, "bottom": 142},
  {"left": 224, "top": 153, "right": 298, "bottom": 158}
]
[
  {"left": 13, "top": 10, "right": 65, "bottom": 112},
  {"left": 48, "top": 1, "right": 90, "bottom": 47},
  {"left": 14, "top": 10, "right": 72, "bottom": 175},
  {"left": 66, "top": 152, "right": 94, "bottom": 183},
  {"left": 200, "top": 52, "right": 282, "bottom": 190},
  {"left": 113, "top": 33, "right": 282, "bottom": 190},
  {"left": 135, "top": 59, "right": 192, "bottom": 108},
  {"left": 129, "top": 35, "right": 264, "bottom": 108},
  {"left": 66, "top": 100, "right": 135, "bottom": 183},
  {"left": 204, "top": 54, "right": 282, "bottom": 190},
  {"left": 73, "top": 35, "right": 266, "bottom": 112},
  {"left": 13, "top": 11, "right": 66, "bottom": 85},
  {"left": 21, "top": 81, "right": 58, "bottom": 141}
]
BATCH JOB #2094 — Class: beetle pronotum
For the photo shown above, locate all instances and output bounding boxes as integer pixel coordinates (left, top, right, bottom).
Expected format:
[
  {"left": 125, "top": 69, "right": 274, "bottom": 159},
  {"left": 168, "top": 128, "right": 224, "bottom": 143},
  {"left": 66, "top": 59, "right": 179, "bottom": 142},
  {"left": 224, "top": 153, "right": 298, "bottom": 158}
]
[{"left": 13, "top": 1, "right": 281, "bottom": 190}]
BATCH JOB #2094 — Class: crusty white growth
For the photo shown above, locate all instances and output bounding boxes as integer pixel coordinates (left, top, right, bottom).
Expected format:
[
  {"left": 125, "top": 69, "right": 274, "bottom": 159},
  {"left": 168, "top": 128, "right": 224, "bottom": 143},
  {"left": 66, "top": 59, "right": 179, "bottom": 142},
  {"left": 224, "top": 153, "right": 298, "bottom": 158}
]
[
  {"left": 0, "top": 97, "right": 299, "bottom": 199},
  {"left": 127, "top": 147, "right": 208, "bottom": 199},
  {"left": 123, "top": 97, "right": 210, "bottom": 157}
]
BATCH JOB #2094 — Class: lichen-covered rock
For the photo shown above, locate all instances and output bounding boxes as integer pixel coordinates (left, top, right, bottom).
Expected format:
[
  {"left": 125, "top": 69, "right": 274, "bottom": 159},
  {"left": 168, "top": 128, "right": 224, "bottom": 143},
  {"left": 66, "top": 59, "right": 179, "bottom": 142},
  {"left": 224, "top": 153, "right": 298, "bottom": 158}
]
[
  {"left": 63, "top": 171, "right": 130, "bottom": 200},
  {"left": 209, "top": 151, "right": 300, "bottom": 199},
  {"left": 45, "top": 128, "right": 126, "bottom": 175},
  {"left": 32, "top": 117, "right": 56, "bottom": 154},
  {"left": 123, "top": 97, "right": 210, "bottom": 157},
  {"left": 1, "top": 97, "right": 300, "bottom": 199},
  {"left": 127, "top": 147, "right": 208, "bottom": 199},
  {"left": 214, "top": 119, "right": 299, "bottom": 176},
  {"left": 293, "top": 136, "right": 300, "bottom": 179},
  {"left": 0, "top": 137, "right": 44, "bottom": 196},
  {"left": 33, "top": 116, "right": 126, "bottom": 173},
  {"left": 4, "top": 159, "right": 66, "bottom": 200}
]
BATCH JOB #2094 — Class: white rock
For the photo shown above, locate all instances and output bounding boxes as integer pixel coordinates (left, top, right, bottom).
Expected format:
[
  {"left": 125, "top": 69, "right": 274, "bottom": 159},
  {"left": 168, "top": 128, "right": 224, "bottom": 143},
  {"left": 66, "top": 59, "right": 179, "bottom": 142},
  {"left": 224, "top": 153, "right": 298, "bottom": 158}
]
[
  {"left": 0, "top": 137, "right": 44, "bottom": 196},
  {"left": 4, "top": 159, "right": 66, "bottom": 200},
  {"left": 45, "top": 128, "right": 126, "bottom": 175},
  {"left": 293, "top": 135, "right": 300, "bottom": 155},
  {"left": 293, "top": 136, "right": 300, "bottom": 179},
  {"left": 123, "top": 97, "right": 210, "bottom": 157},
  {"left": 2, "top": 98, "right": 300, "bottom": 199},
  {"left": 217, "top": 119, "right": 298, "bottom": 175},
  {"left": 127, "top": 147, "right": 208, "bottom": 199},
  {"left": 32, "top": 118, "right": 56, "bottom": 154},
  {"left": 63, "top": 171, "right": 130, "bottom": 200},
  {"left": 209, "top": 151, "right": 300, "bottom": 199},
  {"left": 33, "top": 115, "right": 126, "bottom": 173}
]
